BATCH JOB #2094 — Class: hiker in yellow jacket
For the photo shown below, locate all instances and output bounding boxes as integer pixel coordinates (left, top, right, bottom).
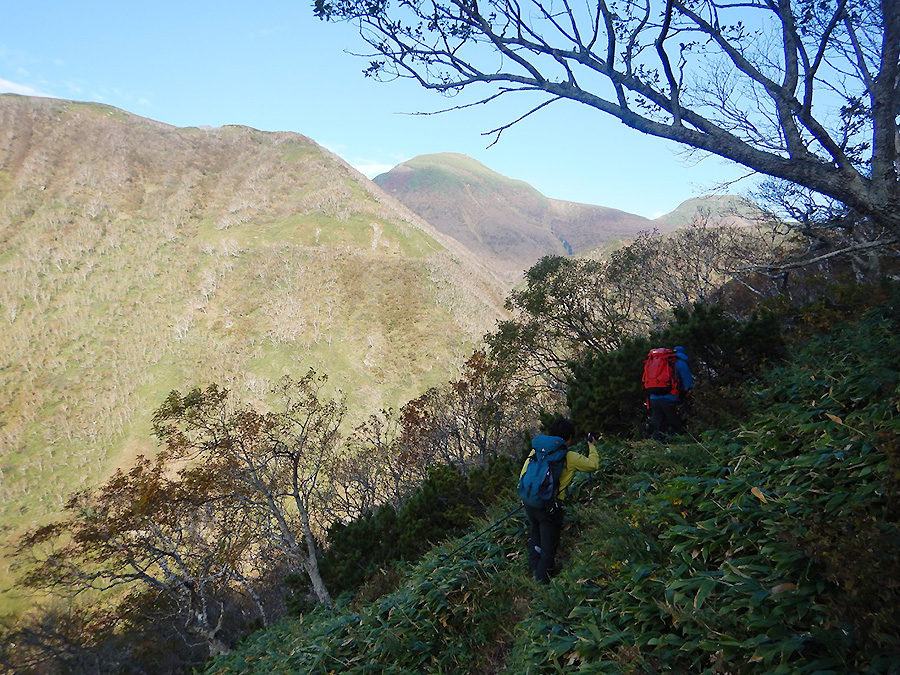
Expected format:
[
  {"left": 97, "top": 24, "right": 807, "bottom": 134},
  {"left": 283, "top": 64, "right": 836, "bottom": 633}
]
[{"left": 518, "top": 416, "right": 599, "bottom": 584}]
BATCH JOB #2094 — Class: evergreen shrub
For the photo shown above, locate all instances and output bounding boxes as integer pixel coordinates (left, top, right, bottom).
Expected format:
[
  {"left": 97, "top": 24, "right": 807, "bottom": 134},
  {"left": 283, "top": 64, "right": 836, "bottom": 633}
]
[
  {"left": 504, "top": 298, "right": 900, "bottom": 673},
  {"left": 315, "top": 454, "right": 518, "bottom": 601},
  {"left": 567, "top": 304, "right": 783, "bottom": 438}
]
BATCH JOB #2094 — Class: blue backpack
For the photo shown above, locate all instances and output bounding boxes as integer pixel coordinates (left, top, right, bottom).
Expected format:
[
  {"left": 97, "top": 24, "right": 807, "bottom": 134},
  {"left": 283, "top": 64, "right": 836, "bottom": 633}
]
[{"left": 518, "top": 435, "right": 568, "bottom": 508}]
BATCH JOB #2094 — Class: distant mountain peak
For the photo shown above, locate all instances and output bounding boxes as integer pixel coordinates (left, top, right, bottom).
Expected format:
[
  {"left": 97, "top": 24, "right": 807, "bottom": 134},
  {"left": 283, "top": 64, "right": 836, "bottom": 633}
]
[
  {"left": 375, "top": 153, "right": 655, "bottom": 282},
  {"left": 374, "top": 154, "right": 765, "bottom": 282},
  {"left": 653, "top": 194, "right": 768, "bottom": 229}
]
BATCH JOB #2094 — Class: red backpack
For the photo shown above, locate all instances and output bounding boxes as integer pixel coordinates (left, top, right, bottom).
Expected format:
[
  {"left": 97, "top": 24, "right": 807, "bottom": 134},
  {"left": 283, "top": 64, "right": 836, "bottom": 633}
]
[{"left": 642, "top": 348, "right": 679, "bottom": 396}]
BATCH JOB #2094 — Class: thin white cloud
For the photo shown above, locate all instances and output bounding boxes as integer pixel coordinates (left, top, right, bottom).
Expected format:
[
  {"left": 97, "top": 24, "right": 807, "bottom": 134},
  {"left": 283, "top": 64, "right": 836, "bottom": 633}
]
[
  {"left": 354, "top": 162, "right": 396, "bottom": 178},
  {"left": 0, "top": 78, "right": 52, "bottom": 97},
  {"left": 320, "top": 142, "right": 403, "bottom": 178}
]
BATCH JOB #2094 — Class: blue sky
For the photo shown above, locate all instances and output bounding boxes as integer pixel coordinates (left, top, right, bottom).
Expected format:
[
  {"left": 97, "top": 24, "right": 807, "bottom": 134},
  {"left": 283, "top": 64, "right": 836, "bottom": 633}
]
[{"left": 1, "top": 0, "right": 753, "bottom": 218}]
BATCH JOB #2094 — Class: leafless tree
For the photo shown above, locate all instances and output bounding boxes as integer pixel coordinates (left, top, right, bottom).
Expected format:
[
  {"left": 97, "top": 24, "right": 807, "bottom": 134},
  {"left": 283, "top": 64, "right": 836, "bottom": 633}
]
[
  {"left": 617, "top": 218, "right": 777, "bottom": 310},
  {"left": 487, "top": 221, "right": 775, "bottom": 383},
  {"left": 152, "top": 371, "right": 345, "bottom": 608},
  {"left": 14, "top": 455, "right": 261, "bottom": 659},
  {"left": 316, "top": 0, "right": 900, "bottom": 246},
  {"left": 752, "top": 176, "right": 900, "bottom": 278},
  {"left": 11, "top": 373, "right": 344, "bottom": 671},
  {"left": 397, "top": 351, "right": 541, "bottom": 471},
  {"left": 324, "top": 408, "right": 417, "bottom": 520}
]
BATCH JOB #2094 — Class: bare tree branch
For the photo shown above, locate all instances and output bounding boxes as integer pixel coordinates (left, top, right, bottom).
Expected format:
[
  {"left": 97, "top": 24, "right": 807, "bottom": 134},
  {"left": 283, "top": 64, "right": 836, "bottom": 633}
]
[
  {"left": 755, "top": 235, "right": 899, "bottom": 271},
  {"left": 316, "top": 0, "right": 900, "bottom": 235}
]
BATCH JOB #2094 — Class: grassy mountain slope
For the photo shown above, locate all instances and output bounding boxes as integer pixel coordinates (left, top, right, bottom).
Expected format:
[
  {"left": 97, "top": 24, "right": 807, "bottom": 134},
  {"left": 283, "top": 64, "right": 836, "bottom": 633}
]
[
  {"left": 205, "top": 291, "right": 900, "bottom": 674},
  {"left": 374, "top": 153, "right": 660, "bottom": 283},
  {"left": 0, "top": 95, "right": 507, "bottom": 607}
]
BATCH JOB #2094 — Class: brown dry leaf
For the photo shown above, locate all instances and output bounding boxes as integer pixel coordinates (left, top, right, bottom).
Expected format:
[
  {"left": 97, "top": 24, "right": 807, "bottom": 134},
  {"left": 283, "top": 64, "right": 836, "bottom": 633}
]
[
  {"left": 751, "top": 486, "right": 768, "bottom": 503},
  {"left": 826, "top": 413, "right": 844, "bottom": 424},
  {"left": 770, "top": 582, "right": 796, "bottom": 595}
]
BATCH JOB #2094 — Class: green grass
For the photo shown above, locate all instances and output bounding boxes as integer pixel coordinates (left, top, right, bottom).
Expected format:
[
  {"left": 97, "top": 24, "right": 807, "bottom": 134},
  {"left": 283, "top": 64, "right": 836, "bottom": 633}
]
[
  {"left": 193, "top": 210, "right": 441, "bottom": 258},
  {"left": 279, "top": 142, "right": 320, "bottom": 163},
  {"left": 399, "top": 153, "right": 545, "bottom": 202}
]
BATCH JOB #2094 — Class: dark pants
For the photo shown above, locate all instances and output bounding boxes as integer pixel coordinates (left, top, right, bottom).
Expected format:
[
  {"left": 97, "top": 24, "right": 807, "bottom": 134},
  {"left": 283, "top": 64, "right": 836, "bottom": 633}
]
[
  {"left": 525, "top": 503, "right": 564, "bottom": 584},
  {"left": 648, "top": 398, "right": 685, "bottom": 441}
]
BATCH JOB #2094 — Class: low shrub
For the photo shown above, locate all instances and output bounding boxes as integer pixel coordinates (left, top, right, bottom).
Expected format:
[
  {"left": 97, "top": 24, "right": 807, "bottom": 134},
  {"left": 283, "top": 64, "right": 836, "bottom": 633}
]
[{"left": 315, "top": 454, "right": 518, "bottom": 601}]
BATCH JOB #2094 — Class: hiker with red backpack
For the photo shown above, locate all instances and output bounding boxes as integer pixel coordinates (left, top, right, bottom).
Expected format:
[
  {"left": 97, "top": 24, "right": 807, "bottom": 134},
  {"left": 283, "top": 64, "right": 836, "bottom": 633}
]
[
  {"left": 517, "top": 416, "right": 599, "bottom": 584},
  {"left": 642, "top": 346, "right": 694, "bottom": 442}
]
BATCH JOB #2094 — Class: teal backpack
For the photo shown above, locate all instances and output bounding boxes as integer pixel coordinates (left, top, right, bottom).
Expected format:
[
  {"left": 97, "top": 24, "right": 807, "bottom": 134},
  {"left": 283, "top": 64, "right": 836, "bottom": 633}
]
[{"left": 518, "top": 436, "right": 568, "bottom": 508}]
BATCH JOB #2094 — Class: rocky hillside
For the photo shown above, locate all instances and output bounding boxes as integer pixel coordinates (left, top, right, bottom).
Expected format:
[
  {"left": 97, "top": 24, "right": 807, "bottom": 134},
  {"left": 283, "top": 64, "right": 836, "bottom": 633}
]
[{"left": 0, "top": 95, "right": 507, "bottom": 602}]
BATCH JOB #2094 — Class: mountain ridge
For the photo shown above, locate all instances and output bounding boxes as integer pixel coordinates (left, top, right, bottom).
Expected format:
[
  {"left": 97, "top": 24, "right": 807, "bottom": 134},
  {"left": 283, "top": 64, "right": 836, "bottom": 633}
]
[
  {"left": 375, "top": 152, "right": 661, "bottom": 281},
  {"left": 374, "top": 152, "right": 760, "bottom": 282},
  {"left": 0, "top": 94, "right": 765, "bottom": 611}
]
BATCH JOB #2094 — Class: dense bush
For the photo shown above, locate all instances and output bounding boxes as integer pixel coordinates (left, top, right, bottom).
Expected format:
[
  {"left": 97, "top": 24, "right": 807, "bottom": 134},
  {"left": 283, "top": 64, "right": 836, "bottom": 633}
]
[
  {"left": 567, "top": 303, "right": 784, "bottom": 437},
  {"left": 507, "top": 298, "right": 900, "bottom": 674},
  {"left": 208, "top": 532, "right": 528, "bottom": 675},
  {"left": 314, "top": 454, "right": 518, "bottom": 601}
]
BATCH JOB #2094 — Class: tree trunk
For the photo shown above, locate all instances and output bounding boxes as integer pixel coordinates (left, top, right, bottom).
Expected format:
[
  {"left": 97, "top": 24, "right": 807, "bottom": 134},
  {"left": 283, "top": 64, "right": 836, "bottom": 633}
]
[
  {"left": 302, "top": 519, "right": 332, "bottom": 608},
  {"left": 190, "top": 611, "right": 231, "bottom": 658},
  {"left": 206, "top": 636, "right": 232, "bottom": 658}
]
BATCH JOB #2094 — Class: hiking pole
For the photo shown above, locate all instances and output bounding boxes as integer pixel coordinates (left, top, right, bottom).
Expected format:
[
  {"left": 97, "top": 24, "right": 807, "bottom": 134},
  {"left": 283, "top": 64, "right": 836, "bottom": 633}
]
[
  {"left": 687, "top": 431, "right": 715, "bottom": 457},
  {"left": 442, "top": 504, "right": 525, "bottom": 560}
]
